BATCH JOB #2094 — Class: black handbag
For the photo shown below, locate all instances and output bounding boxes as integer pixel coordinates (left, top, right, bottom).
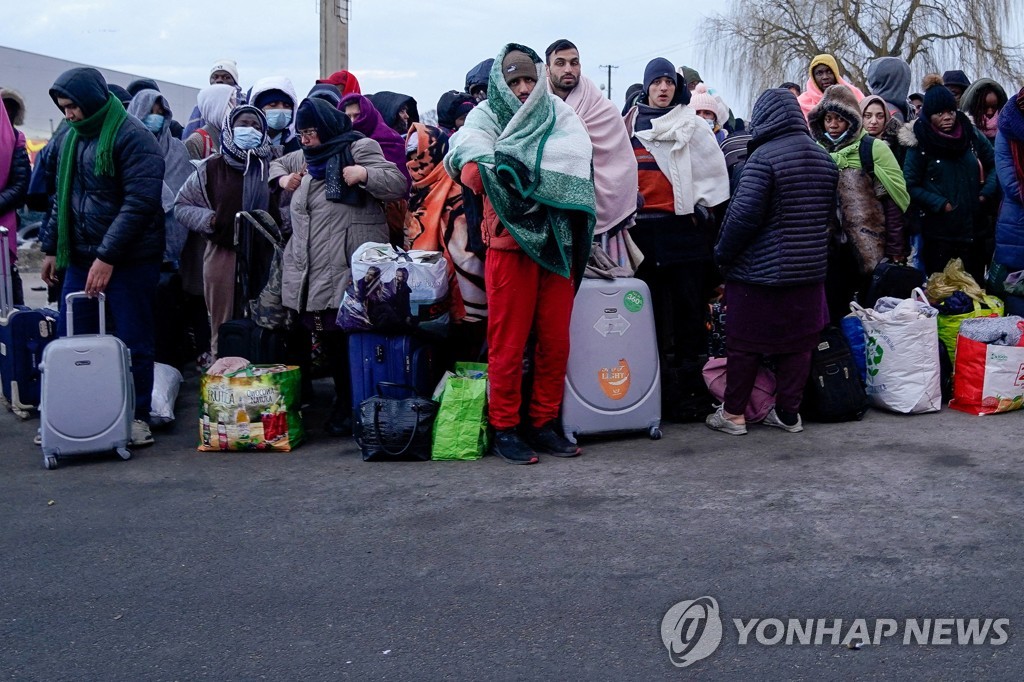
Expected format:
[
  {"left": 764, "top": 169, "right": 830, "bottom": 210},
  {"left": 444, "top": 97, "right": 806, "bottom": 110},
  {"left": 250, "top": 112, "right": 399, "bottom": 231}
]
[{"left": 356, "top": 382, "right": 438, "bottom": 461}]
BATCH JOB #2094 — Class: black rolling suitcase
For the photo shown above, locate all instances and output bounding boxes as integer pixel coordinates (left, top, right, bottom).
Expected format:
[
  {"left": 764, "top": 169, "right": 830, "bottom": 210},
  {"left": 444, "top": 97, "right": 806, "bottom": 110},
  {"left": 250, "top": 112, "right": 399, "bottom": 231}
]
[
  {"left": 216, "top": 211, "right": 288, "bottom": 363},
  {"left": 217, "top": 318, "right": 288, "bottom": 364}
]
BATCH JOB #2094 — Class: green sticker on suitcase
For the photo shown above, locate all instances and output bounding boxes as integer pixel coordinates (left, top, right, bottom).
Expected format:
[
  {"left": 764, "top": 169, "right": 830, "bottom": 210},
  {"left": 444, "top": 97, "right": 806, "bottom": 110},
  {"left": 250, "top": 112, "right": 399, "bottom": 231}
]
[{"left": 624, "top": 291, "right": 644, "bottom": 313}]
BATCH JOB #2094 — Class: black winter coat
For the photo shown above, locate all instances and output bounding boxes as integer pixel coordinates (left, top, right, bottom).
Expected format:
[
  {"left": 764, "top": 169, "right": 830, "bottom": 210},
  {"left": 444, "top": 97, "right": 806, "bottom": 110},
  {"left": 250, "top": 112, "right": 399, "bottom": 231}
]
[
  {"left": 901, "top": 114, "right": 997, "bottom": 244},
  {"left": 40, "top": 68, "right": 166, "bottom": 269},
  {"left": 715, "top": 89, "right": 839, "bottom": 285},
  {"left": 0, "top": 144, "right": 30, "bottom": 216}
]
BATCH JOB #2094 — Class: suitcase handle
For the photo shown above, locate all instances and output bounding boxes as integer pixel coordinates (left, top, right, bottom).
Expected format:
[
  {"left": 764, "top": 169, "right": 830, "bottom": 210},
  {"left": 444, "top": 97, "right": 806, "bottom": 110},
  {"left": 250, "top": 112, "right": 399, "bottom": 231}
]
[
  {"left": 0, "top": 226, "right": 11, "bottom": 317},
  {"left": 65, "top": 291, "right": 107, "bottom": 337},
  {"left": 376, "top": 382, "right": 417, "bottom": 397}
]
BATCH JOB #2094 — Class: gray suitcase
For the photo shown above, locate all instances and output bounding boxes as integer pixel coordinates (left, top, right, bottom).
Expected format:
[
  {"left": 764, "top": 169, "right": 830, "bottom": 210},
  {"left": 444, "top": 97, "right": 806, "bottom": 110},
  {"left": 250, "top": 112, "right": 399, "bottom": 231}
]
[
  {"left": 39, "top": 292, "right": 134, "bottom": 469},
  {"left": 561, "top": 277, "right": 662, "bottom": 442}
]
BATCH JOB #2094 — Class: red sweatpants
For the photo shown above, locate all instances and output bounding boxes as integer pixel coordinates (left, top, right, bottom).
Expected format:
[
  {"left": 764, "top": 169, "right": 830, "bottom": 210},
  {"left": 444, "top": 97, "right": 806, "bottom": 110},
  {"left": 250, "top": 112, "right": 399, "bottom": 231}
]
[{"left": 486, "top": 249, "right": 575, "bottom": 430}]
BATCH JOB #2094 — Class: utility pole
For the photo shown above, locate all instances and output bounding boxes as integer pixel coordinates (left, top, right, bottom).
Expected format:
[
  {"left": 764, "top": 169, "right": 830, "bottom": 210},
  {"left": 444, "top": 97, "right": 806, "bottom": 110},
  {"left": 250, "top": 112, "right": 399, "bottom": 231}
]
[
  {"left": 598, "top": 64, "right": 618, "bottom": 101},
  {"left": 320, "top": 0, "right": 350, "bottom": 78}
]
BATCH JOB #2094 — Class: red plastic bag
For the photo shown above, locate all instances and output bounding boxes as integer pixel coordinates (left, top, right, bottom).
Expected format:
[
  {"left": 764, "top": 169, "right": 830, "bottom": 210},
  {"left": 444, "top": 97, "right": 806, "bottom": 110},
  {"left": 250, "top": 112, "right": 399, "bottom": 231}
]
[{"left": 949, "top": 335, "right": 1024, "bottom": 415}]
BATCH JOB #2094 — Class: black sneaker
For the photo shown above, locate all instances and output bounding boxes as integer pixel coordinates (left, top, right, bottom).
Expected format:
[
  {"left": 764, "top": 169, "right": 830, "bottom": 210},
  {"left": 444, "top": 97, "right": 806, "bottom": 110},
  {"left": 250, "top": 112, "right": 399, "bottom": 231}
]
[
  {"left": 524, "top": 421, "right": 581, "bottom": 457},
  {"left": 491, "top": 429, "right": 539, "bottom": 465}
]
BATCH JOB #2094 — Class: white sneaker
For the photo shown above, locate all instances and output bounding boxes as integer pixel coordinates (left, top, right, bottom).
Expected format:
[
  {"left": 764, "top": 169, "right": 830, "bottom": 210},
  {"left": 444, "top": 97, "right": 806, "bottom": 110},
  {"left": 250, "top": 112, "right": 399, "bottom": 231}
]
[
  {"left": 762, "top": 408, "right": 803, "bottom": 433},
  {"left": 130, "top": 419, "right": 155, "bottom": 447},
  {"left": 705, "top": 406, "right": 747, "bottom": 435}
]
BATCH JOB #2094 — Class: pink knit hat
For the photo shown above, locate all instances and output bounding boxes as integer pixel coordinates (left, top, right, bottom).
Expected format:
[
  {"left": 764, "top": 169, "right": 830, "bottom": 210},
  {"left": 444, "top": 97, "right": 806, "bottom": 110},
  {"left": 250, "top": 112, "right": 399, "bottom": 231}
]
[{"left": 688, "top": 84, "right": 729, "bottom": 125}]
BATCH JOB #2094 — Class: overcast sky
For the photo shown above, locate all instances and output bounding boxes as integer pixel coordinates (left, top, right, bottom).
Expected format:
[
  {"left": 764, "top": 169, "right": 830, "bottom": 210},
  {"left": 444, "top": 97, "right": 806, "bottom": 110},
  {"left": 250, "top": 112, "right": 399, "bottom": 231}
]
[{"left": 0, "top": 0, "right": 759, "bottom": 116}]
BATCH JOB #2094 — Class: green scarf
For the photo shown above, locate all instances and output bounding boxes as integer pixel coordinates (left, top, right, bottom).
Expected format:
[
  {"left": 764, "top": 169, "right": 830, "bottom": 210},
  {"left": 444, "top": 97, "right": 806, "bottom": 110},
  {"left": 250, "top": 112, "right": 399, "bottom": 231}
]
[
  {"left": 55, "top": 93, "right": 128, "bottom": 269},
  {"left": 443, "top": 44, "right": 596, "bottom": 279}
]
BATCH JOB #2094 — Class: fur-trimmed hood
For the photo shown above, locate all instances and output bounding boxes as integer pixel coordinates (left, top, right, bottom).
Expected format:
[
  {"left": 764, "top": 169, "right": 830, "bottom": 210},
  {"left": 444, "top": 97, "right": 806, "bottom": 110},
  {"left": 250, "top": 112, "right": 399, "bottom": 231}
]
[
  {"left": 897, "top": 121, "right": 918, "bottom": 147},
  {"left": 808, "top": 84, "right": 863, "bottom": 145},
  {"left": 1, "top": 88, "right": 25, "bottom": 126}
]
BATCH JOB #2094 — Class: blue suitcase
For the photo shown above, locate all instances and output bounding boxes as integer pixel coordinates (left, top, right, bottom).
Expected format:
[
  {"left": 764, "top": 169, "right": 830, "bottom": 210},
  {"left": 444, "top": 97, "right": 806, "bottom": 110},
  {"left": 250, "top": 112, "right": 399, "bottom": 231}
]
[
  {"left": 347, "top": 333, "right": 437, "bottom": 421},
  {"left": 0, "top": 227, "right": 57, "bottom": 417}
]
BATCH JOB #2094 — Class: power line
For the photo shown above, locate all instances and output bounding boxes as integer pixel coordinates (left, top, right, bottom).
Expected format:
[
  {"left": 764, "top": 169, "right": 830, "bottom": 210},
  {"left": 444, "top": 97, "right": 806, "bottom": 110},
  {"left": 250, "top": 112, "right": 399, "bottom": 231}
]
[{"left": 611, "top": 39, "right": 700, "bottom": 67}]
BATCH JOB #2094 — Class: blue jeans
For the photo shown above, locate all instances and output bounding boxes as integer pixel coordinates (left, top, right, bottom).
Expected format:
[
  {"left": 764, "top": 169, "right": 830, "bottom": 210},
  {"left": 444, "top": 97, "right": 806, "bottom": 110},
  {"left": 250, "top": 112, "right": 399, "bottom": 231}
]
[{"left": 58, "top": 261, "right": 160, "bottom": 420}]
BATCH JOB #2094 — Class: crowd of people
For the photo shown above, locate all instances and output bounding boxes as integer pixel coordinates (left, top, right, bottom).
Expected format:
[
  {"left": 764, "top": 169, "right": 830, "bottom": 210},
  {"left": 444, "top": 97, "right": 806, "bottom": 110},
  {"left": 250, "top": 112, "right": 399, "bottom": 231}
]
[{"left": 2, "top": 41, "right": 1023, "bottom": 463}]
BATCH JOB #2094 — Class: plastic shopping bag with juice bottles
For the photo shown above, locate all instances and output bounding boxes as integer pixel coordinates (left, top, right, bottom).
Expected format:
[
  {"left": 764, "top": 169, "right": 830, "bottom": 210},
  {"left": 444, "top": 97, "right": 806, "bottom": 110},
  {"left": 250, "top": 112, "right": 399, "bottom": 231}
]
[{"left": 198, "top": 365, "right": 304, "bottom": 451}]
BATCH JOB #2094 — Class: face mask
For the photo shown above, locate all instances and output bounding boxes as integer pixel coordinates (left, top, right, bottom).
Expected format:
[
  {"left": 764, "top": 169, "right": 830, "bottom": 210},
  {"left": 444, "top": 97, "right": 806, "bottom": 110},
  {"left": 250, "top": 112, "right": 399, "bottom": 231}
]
[
  {"left": 825, "top": 129, "right": 849, "bottom": 144},
  {"left": 982, "top": 111, "right": 999, "bottom": 133},
  {"left": 233, "top": 126, "right": 263, "bottom": 150},
  {"left": 265, "top": 109, "right": 292, "bottom": 131},
  {"left": 705, "top": 118, "right": 716, "bottom": 130},
  {"left": 142, "top": 114, "right": 165, "bottom": 134}
]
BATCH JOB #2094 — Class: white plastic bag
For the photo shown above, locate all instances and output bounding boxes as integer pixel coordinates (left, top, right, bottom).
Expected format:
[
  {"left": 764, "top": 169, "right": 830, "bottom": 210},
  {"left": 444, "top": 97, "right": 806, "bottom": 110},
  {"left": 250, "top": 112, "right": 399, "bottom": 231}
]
[
  {"left": 851, "top": 288, "right": 942, "bottom": 414},
  {"left": 337, "top": 242, "right": 450, "bottom": 336},
  {"left": 150, "top": 362, "right": 183, "bottom": 425}
]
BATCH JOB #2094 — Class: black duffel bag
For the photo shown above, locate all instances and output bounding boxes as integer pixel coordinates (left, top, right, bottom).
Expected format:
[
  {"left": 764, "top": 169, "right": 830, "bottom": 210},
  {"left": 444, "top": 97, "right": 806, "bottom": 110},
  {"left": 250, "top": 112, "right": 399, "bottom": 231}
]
[{"left": 356, "top": 382, "right": 438, "bottom": 461}]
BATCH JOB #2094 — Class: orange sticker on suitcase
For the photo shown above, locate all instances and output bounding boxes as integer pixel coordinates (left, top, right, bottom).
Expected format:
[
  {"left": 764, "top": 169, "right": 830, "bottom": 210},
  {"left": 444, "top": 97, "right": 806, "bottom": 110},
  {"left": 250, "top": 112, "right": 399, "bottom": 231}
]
[{"left": 599, "top": 358, "right": 631, "bottom": 400}]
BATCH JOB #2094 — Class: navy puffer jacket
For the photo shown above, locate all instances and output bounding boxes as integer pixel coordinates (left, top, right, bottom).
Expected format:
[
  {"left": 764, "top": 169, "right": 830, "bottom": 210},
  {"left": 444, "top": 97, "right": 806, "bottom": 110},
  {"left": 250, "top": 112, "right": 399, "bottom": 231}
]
[
  {"left": 995, "top": 94, "right": 1024, "bottom": 268},
  {"left": 40, "top": 68, "right": 165, "bottom": 269},
  {"left": 715, "top": 89, "right": 838, "bottom": 285}
]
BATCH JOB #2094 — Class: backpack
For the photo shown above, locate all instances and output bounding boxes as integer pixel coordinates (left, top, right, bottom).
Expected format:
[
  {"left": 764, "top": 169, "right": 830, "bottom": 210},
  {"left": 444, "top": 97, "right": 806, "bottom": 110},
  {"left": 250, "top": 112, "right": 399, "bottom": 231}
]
[
  {"left": 196, "top": 128, "right": 215, "bottom": 158},
  {"left": 802, "top": 326, "right": 868, "bottom": 422},
  {"left": 858, "top": 135, "right": 875, "bottom": 179}
]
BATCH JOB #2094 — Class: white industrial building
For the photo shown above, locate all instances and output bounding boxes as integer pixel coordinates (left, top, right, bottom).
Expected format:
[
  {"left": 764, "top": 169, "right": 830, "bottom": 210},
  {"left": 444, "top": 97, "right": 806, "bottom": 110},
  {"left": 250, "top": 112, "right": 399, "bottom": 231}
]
[{"left": 1, "top": 45, "right": 200, "bottom": 141}]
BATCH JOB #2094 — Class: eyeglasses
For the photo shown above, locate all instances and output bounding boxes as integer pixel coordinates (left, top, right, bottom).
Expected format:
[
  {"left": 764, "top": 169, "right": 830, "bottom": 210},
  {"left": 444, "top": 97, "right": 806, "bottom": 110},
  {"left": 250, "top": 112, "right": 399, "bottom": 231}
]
[{"left": 298, "top": 129, "right": 319, "bottom": 138}]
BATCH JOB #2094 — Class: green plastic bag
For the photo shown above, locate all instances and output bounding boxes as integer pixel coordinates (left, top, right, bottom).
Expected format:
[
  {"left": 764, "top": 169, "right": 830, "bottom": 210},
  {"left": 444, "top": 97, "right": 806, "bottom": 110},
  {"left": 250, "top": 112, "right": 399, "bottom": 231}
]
[
  {"left": 431, "top": 363, "right": 489, "bottom": 461},
  {"left": 937, "top": 295, "right": 1004, "bottom": 364}
]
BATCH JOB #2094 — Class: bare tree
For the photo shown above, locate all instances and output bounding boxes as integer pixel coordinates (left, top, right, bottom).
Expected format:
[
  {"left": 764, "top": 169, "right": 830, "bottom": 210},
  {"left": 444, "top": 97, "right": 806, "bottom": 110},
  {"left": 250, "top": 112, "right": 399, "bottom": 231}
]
[{"left": 700, "top": 0, "right": 1024, "bottom": 104}]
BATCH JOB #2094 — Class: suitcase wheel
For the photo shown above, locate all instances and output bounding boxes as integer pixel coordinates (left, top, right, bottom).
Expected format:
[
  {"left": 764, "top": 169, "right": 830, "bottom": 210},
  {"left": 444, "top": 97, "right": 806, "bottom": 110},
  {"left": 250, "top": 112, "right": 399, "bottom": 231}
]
[
  {"left": 649, "top": 426, "right": 663, "bottom": 441},
  {"left": 117, "top": 447, "right": 132, "bottom": 461},
  {"left": 43, "top": 455, "right": 58, "bottom": 470}
]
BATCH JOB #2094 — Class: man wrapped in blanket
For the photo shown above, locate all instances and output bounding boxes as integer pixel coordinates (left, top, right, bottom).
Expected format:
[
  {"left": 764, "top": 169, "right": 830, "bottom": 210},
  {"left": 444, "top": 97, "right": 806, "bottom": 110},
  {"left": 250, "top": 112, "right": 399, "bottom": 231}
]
[{"left": 443, "top": 44, "right": 596, "bottom": 464}]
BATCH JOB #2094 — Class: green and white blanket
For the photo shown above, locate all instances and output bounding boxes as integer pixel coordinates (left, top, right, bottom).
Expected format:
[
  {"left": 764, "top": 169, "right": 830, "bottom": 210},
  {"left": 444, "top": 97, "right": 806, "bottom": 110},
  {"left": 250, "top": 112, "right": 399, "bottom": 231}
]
[{"left": 443, "top": 43, "right": 596, "bottom": 279}]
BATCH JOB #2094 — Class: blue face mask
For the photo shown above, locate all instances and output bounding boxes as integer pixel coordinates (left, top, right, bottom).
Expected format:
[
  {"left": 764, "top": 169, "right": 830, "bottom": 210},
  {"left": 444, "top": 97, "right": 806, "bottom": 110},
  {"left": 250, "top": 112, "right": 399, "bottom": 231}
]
[
  {"left": 233, "top": 126, "right": 263, "bottom": 150},
  {"left": 825, "top": 129, "right": 850, "bottom": 144},
  {"left": 265, "top": 109, "right": 292, "bottom": 131},
  {"left": 142, "top": 113, "right": 165, "bottom": 134}
]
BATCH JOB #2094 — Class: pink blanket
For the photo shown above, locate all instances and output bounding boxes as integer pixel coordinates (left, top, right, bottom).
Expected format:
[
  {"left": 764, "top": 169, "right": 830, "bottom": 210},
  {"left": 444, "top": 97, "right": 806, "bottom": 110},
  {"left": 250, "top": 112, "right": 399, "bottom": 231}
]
[
  {"left": 563, "top": 76, "right": 638, "bottom": 234},
  {"left": 0, "top": 89, "right": 22, "bottom": 259}
]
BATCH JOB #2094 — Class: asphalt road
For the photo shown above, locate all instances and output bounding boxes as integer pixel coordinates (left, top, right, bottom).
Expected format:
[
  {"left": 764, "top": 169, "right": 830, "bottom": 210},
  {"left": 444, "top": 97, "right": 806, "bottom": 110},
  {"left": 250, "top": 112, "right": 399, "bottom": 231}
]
[{"left": 2, "top": 370, "right": 1023, "bottom": 681}]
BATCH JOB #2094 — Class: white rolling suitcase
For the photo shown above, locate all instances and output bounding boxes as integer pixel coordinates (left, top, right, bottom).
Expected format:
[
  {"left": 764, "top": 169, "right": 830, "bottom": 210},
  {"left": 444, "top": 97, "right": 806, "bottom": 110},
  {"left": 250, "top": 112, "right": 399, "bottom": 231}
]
[
  {"left": 39, "top": 292, "right": 134, "bottom": 469},
  {"left": 561, "top": 277, "right": 662, "bottom": 442}
]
